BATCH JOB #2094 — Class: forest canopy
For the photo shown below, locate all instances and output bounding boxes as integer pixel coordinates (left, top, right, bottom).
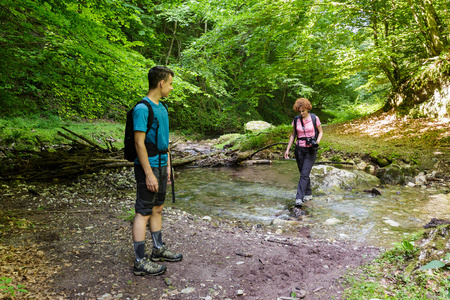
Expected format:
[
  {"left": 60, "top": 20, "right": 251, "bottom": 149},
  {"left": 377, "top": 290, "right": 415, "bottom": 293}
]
[{"left": 1, "top": 0, "right": 449, "bottom": 134}]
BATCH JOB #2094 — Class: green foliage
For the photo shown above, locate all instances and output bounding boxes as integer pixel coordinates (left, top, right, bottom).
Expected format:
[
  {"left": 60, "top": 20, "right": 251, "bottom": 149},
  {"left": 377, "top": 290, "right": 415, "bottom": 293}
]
[
  {"left": 394, "top": 241, "right": 416, "bottom": 257},
  {"left": 120, "top": 208, "right": 135, "bottom": 222},
  {"left": 0, "top": 116, "right": 125, "bottom": 151},
  {"left": 215, "top": 134, "right": 242, "bottom": 149},
  {"left": 232, "top": 125, "right": 291, "bottom": 152},
  {"left": 1, "top": 0, "right": 447, "bottom": 136},
  {"left": 324, "top": 99, "right": 384, "bottom": 124},
  {"left": 0, "top": 277, "right": 28, "bottom": 297}
]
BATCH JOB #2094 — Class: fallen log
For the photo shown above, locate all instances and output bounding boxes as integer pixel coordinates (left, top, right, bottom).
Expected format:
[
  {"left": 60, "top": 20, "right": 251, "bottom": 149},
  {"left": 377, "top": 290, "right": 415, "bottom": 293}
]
[
  {"left": 249, "top": 143, "right": 287, "bottom": 159},
  {"left": 57, "top": 131, "right": 88, "bottom": 147},
  {"left": 240, "top": 160, "right": 272, "bottom": 165},
  {"left": 172, "top": 151, "right": 220, "bottom": 167},
  {"left": 62, "top": 127, "right": 105, "bottom": 151}
]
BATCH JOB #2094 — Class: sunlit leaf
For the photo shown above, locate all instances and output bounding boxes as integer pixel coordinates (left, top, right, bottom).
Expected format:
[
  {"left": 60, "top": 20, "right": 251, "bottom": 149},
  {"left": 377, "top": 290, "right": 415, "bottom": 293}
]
[{"left": 420, "top": 260, "right": 446, "bottom": 270}]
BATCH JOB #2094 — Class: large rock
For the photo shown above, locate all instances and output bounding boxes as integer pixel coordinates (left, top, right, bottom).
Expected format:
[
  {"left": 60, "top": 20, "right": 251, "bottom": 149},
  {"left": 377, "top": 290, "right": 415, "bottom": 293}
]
[
  {"left": 376, "top": 164, "right": 418, "bottom": 185},
  {"left": 244, "top": 121, "right": 273, "bottom": 132},
  {"left": 310, "top": 165, "right": 380, "bottom": 192}
]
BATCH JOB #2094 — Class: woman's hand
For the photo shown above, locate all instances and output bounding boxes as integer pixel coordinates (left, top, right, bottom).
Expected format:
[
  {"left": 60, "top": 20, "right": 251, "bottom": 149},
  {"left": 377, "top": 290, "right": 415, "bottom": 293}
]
[{"left": 284, "top": 150, "right": 290, "bottom": 159}]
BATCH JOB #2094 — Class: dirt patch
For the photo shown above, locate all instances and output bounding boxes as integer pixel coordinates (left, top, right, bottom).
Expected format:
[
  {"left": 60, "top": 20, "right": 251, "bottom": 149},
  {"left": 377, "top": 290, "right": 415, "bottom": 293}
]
[{"left": 0, "top": 171, "right": 380, "bottom": 300}]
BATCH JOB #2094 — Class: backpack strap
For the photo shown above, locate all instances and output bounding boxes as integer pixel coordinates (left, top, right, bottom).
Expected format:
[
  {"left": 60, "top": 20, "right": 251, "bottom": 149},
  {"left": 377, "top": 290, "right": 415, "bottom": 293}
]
[
  {"left": 309, "top": 113, "right": 319, "bottom": 140},
  {"left": 135, "top": 100, "right": 154, "bottom": 137},
  {"left": 293, "top": 113, "right": 319, "bottom": 142},
  {"left": 293, "top": 116, "right": 300, "bottom": 142}
]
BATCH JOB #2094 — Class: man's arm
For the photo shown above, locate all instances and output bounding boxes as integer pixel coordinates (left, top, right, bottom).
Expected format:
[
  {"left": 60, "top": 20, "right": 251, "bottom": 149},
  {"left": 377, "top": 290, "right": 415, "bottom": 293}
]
[
  {"left": 135, "top": 131, "right": 158, "bottom": 192},
  {"left": 167, "top": 151, "right": 172, "bottom": 185}
]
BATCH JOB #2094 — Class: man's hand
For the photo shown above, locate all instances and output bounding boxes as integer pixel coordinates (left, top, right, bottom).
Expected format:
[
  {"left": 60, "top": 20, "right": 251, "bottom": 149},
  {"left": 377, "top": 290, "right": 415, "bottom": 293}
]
[
  {"left": 146, "top": 173, "right": 158, "bottom": 192},
  {"left": 167, "top": 168, "right": 172, "bottom": 185}
]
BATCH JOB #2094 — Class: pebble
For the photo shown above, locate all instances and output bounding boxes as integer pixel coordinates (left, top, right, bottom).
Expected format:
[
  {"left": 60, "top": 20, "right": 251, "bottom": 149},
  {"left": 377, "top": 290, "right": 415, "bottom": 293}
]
[
  {"left": 324, "top": 218, "right": 342, "bottom": 225},
  {"left": 181, "top": 287, "right": 195, "bottom": 294},
  {"left": 383, "top": 219, "right": 400, "bottom": 227},
  {"left": 164, "top": 278, "right": 172, "bottom": 286}
]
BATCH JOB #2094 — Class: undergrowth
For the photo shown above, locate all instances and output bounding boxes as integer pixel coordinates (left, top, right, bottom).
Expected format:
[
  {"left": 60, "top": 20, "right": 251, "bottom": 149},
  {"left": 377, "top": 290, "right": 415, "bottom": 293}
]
[
  {"left": 0, "top": 115, "right": 124, "bottom": 151},
  {"left": 343, "top": 228, "right": 450, "bottom": 300},
  {"left": 214, "top": 125, "right": 292, "bottom": 152}
]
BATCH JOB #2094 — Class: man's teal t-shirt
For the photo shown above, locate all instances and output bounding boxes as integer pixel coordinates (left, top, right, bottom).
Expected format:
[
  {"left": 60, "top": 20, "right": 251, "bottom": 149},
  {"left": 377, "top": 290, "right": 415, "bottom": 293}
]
[{"left": 132, "top": 97, "right": 169, "bottom": 167}]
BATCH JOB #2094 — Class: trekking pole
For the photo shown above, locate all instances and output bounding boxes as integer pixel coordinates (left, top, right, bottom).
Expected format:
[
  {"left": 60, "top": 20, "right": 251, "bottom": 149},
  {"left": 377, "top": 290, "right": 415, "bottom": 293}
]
[{"left": 169, "top": 151, "right": 175, "bottom": 203}]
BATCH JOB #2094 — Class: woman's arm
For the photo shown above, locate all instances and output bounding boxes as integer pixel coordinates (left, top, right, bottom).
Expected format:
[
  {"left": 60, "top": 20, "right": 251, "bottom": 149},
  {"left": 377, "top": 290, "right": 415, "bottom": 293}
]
[
  {"left": 284, "top": 128, "right": 296, "bottom": 159},
  {"left": 316, "top": 124, "right": 323, "bottom": 144}
]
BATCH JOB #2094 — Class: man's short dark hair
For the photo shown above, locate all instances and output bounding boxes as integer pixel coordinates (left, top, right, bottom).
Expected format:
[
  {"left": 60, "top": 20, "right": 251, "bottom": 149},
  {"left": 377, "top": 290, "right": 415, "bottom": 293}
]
[{"left": 148, "top": 66, "right": 174, "bottom": 90}]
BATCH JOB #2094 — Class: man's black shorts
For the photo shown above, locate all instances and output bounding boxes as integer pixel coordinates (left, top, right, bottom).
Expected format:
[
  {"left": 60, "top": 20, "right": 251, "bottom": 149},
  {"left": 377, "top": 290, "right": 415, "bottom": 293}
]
[{"left": 134, "top": 164, "right": 167, "bottom": 216}]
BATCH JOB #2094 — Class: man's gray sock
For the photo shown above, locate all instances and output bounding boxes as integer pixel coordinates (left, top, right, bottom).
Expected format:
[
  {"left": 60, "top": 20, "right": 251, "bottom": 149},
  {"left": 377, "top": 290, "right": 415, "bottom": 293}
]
[{"left": 134, "top": 241, "right": 146, "bottom": 261}]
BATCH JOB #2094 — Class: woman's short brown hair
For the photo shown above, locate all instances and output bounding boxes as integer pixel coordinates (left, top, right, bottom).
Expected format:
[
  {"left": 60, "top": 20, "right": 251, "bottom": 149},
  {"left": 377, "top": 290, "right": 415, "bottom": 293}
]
[{"left": 293, "top": 98, "right": 312, "bottom": 112}]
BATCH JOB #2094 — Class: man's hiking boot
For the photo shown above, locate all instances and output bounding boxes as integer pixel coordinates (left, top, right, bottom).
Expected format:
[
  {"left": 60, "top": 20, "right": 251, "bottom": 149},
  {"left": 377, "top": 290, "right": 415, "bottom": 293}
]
[
  {"left": 295, "top": 198, "right": 303, "bottom": 207},
  {"left": 133, "top": 257, "right": 166, "bottom": 276},
  {"left": 150, "top": 244, "right": 183, "bottom": 262}
]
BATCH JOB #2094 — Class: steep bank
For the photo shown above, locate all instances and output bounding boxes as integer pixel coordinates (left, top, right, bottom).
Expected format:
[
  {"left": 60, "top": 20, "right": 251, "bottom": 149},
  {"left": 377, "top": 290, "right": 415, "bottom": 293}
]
[{"left": 320, "top": 111, "right": 449, "bottom": 177}]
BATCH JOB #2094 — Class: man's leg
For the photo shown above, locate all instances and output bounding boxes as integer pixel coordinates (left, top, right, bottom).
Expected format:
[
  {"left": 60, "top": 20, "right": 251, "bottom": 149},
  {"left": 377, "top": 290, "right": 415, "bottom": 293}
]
[
  {"left": 149, "top": 205, "right": 164, "bottom": 249},
  {"left": 132, "top": 164, "right": 166, "bottom": 276},
  {"left": 148, "top": 168, "right": 183, "bottom": 262},
  {"left": 133, "top": 213, "right": 150, "bottom": 260}
]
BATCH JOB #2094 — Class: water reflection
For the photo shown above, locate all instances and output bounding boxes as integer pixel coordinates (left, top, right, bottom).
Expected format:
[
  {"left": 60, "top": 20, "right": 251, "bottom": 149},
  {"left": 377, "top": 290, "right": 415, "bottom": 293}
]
[{"left": 171, "top": 160, "right": 449, "bottom": 247}]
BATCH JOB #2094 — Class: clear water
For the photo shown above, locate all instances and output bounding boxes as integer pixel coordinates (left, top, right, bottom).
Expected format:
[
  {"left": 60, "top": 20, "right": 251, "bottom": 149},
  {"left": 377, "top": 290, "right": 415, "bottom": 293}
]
[{"left": 170, "top": 160, "right": 449, "bottom": 248}]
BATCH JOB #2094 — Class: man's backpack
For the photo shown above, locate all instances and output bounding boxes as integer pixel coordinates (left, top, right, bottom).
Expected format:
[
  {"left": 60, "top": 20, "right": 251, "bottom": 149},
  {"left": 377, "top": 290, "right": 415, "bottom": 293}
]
[
  {"left": 124, "top": 100, "right": 153, "bottom": 162},
  {"left": 293, "top": 113, "right": 319, "bottom": 141},
  {"left": 124, "top": 100, "right": 168, "bottom": 162}
]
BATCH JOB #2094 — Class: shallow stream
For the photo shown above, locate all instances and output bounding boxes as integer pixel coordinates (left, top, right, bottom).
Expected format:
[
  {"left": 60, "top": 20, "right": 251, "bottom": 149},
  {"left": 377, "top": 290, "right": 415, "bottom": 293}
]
[{"left": 171, "top": 160, "right": 449, "bottom": 248}]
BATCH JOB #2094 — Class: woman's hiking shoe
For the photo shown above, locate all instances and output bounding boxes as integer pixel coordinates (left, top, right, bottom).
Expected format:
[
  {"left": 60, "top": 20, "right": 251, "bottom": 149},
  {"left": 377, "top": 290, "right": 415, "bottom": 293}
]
[
  {"left": 295, "top": 198, "right": 303, "bottom": 207},
  {"left": 292, "top": 207, "right": 304, "bottom": 218},
  {"left": 150, "top": 244, "right": 183, "bottom": 262},
  {"left": 303, "top": 195, "right": 313, "bottom": 202},
  {"left": 133, "top": 257, "right": 166, "bottom": 276}
]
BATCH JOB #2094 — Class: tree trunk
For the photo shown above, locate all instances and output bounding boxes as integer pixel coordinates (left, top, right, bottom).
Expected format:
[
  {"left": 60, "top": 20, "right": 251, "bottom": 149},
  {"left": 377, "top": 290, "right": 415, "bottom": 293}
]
[
  {"left": 408, "top": 0, "right": 445, "bottom": 56},
  {"left": 370, "top": 5, "right": 397, "bottom": 87},
  {"left": 165, "top": 20, "right": 178, "bottom": 66},
  {"left": 421, "top": 0, "right": 444, "bottom": 55}
]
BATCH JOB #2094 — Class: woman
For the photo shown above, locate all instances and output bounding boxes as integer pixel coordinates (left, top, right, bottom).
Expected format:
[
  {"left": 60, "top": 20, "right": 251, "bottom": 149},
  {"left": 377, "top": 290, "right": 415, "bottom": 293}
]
[{"left": 284, "top": 98, "right": 323, "bottom": 207}]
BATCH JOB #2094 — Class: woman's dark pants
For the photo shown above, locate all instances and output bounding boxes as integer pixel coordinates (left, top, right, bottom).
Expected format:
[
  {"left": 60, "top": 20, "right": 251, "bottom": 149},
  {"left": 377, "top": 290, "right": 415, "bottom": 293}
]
[{"left": 294, "top": 146, "right": 317, "bottom": 200}]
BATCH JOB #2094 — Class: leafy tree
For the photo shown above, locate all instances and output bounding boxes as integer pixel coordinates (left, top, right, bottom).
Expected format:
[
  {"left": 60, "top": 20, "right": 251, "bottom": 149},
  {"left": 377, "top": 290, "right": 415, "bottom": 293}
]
[{"left": 0, "top": 0, "right": 153, "bottom": 118}]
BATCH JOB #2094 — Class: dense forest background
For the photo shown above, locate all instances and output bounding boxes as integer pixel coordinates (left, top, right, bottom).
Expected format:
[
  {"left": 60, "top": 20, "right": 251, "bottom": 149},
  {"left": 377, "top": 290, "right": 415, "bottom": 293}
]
[{"left": 1, "top": 0, "right": 449, "bottom": 135}]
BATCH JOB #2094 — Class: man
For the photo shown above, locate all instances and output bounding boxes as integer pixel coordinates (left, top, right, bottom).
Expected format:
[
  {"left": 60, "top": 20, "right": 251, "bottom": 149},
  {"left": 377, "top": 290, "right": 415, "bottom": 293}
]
[{"left": 132, "top": 66, "right": 182, "bottom": 276}]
